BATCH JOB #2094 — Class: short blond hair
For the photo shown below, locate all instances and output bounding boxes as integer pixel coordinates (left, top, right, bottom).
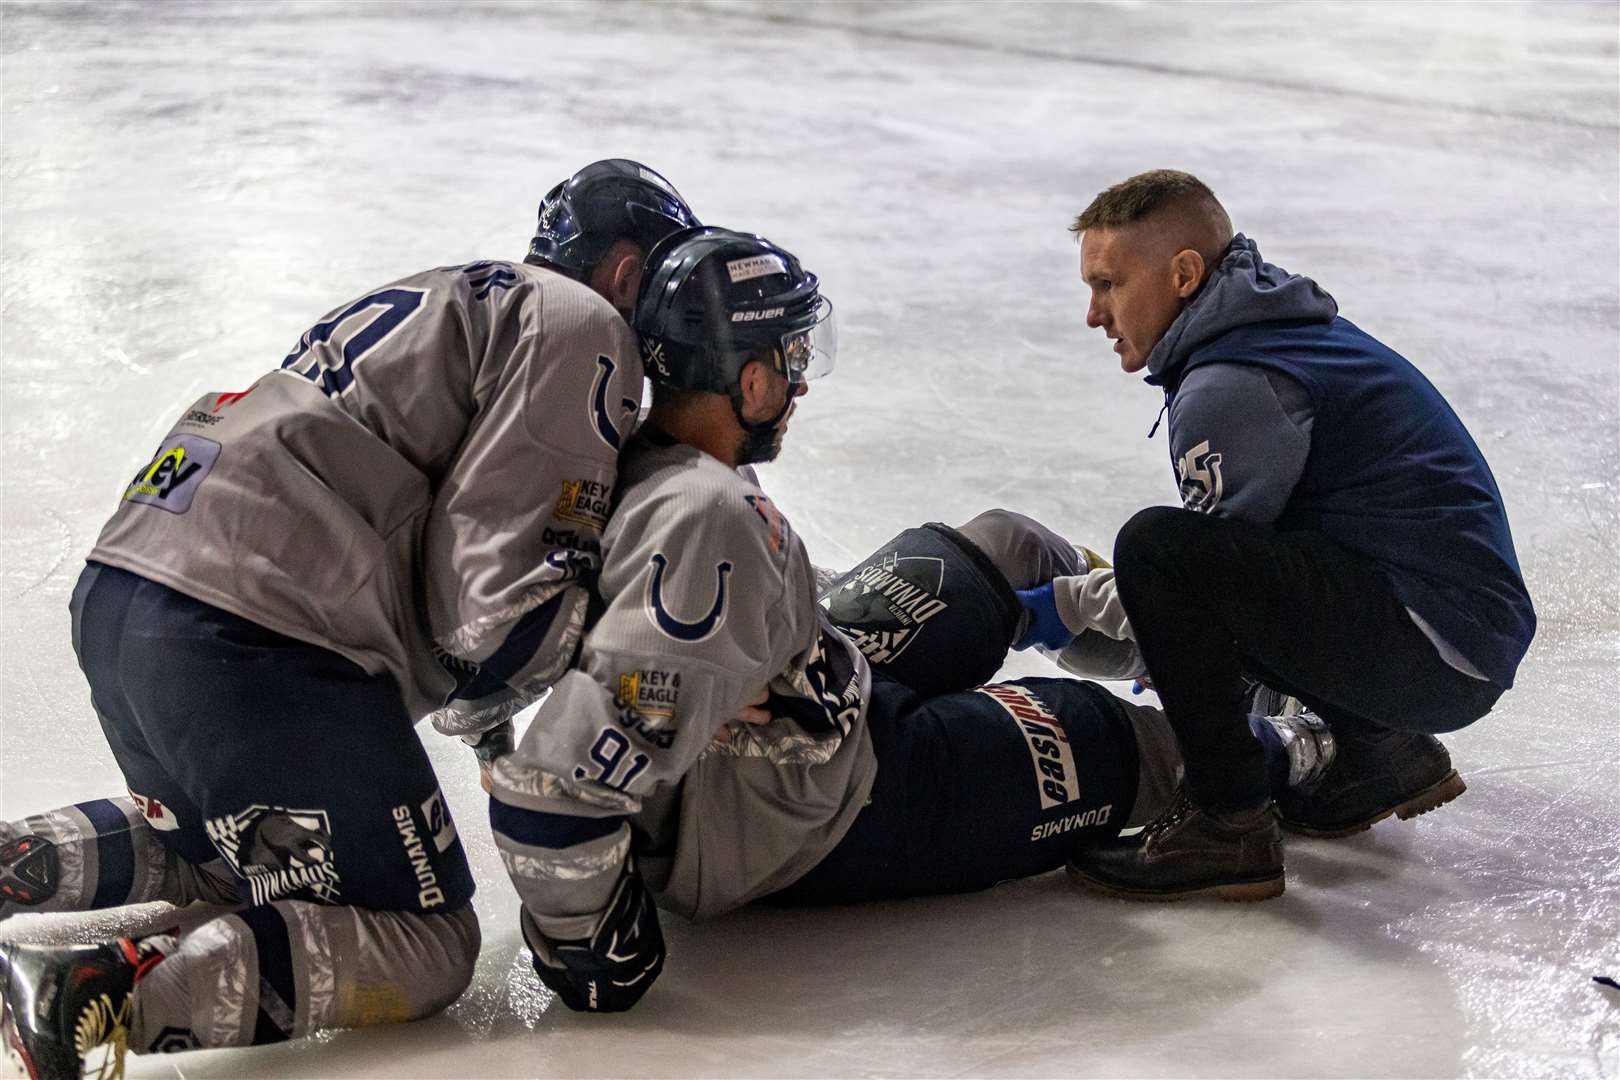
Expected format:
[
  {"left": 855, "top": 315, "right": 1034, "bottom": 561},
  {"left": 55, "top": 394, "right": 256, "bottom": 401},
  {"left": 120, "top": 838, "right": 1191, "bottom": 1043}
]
[{"left": 1075, "top": 169, "right": 1224, "bottom": 238}]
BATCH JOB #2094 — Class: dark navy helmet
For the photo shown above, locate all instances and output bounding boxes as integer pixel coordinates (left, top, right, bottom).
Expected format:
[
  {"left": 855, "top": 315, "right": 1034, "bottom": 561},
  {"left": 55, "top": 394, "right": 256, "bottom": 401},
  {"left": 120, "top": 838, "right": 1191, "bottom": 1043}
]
[
  {"left": 526, "top": 159, "right": 699, "bottom": 279},
  {"left": 633, "top": 226, "right": 836, "bottom": 395}
]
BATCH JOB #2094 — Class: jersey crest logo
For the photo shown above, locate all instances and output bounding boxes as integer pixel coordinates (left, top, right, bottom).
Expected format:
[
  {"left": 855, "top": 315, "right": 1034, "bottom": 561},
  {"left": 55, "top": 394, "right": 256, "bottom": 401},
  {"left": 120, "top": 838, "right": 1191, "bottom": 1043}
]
[
  {"left": 646, "top": 553, "right": 733, "bottom": 642},
  {"left": 1178, "top": 439, "right": 1225, "bottom": 513},
  {"left": 592, "top": 355, "right": 639, "bottom": 451}
]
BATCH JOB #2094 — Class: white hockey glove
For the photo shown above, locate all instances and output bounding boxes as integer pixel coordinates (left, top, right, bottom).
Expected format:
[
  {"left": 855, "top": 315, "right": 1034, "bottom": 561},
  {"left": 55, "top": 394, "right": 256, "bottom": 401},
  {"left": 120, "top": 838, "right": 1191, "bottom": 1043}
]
[{"left": 527, "top": 857, "right": 665, "bottom": 1013}]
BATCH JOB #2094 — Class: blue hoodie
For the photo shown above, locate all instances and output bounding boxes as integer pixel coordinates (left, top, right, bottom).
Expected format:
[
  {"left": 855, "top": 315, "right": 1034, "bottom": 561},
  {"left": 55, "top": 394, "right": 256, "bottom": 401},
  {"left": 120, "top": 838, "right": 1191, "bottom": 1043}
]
[{"left": 1144, "top": 235, "right": 1535, "bottom": 690}]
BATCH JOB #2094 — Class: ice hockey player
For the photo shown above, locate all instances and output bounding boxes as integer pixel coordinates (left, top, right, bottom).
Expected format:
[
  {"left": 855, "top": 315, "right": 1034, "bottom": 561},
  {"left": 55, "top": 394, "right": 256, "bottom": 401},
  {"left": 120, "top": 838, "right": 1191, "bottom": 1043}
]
[
  {"left": 485, "top": 226, "right": 1336, "bottom": 1013},
  {"left": 1060, "top": 169, "right": 1536, "bottom": 902},
  {"left": 0, "top": 159, "right": 697, "bottom": 1077}
]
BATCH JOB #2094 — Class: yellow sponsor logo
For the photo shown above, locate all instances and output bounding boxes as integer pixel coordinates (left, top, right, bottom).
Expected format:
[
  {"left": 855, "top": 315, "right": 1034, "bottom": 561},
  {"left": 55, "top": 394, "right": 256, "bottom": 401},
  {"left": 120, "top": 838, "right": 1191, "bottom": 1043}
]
[{"left": 555, "top": 478, "right": 610, "bottom": 530}]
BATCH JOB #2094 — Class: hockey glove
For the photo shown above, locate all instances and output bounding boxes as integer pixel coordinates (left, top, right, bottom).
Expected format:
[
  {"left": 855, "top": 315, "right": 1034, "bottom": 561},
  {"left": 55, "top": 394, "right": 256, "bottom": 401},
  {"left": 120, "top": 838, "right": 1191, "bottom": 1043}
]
[
  {"left": 530, "top": 858, "right": 665, "bottom": 1013},
  {"left": 1014, "top": 581, "right": 1076, "bottom": 651}
]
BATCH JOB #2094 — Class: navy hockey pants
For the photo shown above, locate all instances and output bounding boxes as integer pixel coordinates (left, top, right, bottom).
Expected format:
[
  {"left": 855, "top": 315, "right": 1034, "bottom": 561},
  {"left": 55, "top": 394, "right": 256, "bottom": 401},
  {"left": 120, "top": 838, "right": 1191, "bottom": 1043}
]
[
  {"left": 70, "top": 561, "right": 475, "bottom": 914},
  {"left": 769, "top": 520, "right": 1143, "bottom": 904}
]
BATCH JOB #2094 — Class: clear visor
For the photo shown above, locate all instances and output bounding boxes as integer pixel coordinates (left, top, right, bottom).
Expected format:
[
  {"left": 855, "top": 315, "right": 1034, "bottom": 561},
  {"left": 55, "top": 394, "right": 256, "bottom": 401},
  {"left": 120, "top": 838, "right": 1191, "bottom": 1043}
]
[{"left": 780, "top": 296, "right": 836, "bottom": 383}]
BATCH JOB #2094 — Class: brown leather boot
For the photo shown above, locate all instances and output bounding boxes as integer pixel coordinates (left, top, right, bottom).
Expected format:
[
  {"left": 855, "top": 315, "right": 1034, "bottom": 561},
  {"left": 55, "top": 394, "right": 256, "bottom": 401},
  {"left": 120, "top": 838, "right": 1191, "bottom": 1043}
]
[
  {"left": 1067, "top": 789, "right": 1284, "bottom": 902},
  {"left": 1276, "top": 726, "right": 1465, "bottom": 838}
]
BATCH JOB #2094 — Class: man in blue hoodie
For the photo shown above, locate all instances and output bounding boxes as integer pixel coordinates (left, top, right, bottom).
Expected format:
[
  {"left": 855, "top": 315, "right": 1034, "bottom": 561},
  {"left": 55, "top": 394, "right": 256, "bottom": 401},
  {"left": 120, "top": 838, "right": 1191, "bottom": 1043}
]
[{"left": 1054, "top": 170, "right": 1534, "bottom": 901}]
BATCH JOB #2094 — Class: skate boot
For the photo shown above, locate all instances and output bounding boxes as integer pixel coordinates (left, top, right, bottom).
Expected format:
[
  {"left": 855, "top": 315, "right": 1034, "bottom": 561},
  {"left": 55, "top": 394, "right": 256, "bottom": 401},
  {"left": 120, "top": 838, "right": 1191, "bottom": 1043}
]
[
  {"left": 1275, "top": 724, "right": 1465, "bottom": 838},
  {"left": 1067, "top": 789, "right": 1284, "bottom": 902},
  {"left": 0, "top": 937, "right": 165, "bottom": 1080},
  {"left": 0, "top": 834, "right": 59, "bottom": 919}
]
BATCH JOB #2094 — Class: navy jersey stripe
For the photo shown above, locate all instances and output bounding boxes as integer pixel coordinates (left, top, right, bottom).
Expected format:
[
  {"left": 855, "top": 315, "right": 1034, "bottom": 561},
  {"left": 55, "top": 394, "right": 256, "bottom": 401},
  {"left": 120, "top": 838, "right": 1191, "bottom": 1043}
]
[
  {"left": 478, "top": 591, "right": 567, "bottom": 685},
  {"left": 75, "top": 799, "right": 135, "bottom": 909},
  {"left": 489, "top": 798, "right": 622, "bottom": 849},
  {"left": 237, "top": 905, "right": 297, "bottom": 1045}
]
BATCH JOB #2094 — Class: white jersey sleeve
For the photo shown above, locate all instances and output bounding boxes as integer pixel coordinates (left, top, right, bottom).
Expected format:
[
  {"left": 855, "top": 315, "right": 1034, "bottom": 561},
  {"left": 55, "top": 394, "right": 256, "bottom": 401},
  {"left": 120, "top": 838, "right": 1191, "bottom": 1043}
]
[
  {"left": 422, "top": 287, "right": 643, "bottom": 736},
  {"left": 490, "top": 433, "right": 873, "bottom": 937}
]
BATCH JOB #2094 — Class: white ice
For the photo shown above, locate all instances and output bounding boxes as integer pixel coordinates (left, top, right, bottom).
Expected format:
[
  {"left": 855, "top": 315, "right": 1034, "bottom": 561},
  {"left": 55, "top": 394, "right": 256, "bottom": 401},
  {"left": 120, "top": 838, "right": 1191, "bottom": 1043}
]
[{"left": 2, "top": 2, "right": 1616, "bottom": 1076}]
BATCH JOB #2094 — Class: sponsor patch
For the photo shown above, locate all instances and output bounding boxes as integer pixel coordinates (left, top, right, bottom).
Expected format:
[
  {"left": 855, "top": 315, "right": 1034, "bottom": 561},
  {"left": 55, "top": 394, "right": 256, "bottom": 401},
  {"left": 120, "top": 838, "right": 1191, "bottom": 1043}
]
[
  {"left": 205, "top": 805, "right": 340, "bottom": 905},
  {"left": 726, "top": 254, "right": 787, "bottom": 284},
  {"left": 978, "top": 684, "right": 1082, "bottom": 811},
  {"left": 556, "top": 478, "right": 611, "bottom": 531},
  {"left": 821, "top": 551, "right": 948, "bottom": 665},
  {"left": 123, "top": 434, "right": 220, "bottom": 514},
  {"left": 617, "top": 669, "right": 680, "bottom": 721},
  {"left": 178, "top": 409, "right": 222, "bottom": 427},
  {"left": 128, "top": 790, "right": 179, "bottom": 832}
]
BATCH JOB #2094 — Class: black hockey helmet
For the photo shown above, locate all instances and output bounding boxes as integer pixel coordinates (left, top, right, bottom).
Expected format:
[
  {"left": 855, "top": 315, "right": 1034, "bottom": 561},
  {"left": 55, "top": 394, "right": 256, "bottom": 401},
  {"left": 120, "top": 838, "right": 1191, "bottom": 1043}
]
[
  {"left": 526, "top": 159, "right": 699, "bottom": 279},
  {"left": 633, "top": 226, "right": 836, "bottom": 395}
]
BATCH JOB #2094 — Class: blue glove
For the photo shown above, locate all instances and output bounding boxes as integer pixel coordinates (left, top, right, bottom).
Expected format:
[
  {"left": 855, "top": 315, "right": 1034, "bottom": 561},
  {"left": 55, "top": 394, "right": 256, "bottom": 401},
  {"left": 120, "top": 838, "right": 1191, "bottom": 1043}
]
[{"left": 1014, "top": 582, "right": 1076, "bottom": 651}]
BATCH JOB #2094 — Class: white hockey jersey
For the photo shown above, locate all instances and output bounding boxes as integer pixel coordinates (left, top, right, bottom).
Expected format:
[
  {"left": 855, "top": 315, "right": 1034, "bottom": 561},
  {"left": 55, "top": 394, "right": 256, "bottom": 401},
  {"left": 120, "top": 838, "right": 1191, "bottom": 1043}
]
[
  {"left": 89, "top": 261, "right": 643, "bottom": 723},
  {"left": 490, "top": 429, "right": 877, "bottom": 937}
]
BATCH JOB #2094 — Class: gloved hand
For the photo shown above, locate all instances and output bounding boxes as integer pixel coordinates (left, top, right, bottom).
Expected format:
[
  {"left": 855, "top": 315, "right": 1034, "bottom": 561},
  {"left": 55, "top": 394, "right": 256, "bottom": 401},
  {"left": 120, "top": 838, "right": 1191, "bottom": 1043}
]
[
  {"left": 530, "top": 858, "right": 665, "bottom": 1013},
  {"left": 1014, "top": 581, "right": 1076, "bottom": 651},
  {"left": 463, "top": 721, "right": 514, "bottom": 793}
]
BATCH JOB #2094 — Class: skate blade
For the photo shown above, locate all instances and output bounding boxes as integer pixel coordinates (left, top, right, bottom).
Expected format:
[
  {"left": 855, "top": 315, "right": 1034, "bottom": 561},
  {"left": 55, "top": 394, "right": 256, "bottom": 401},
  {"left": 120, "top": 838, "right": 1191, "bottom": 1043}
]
[
  {"left": 1282, "top": 771, "right": 1467, "bottom": 839},
  {"left": 1065, "top": 864, "right": 1285, "bottom": 903}
]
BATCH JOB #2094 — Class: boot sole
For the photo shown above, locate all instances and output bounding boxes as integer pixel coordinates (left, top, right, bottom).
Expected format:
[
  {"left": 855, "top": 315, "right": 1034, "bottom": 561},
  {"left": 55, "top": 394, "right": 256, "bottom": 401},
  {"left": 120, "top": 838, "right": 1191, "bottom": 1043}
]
[
  {"left": 1280, "top": 770, "right": 1467, "bottom": 839},
  {"left": 1065, "top": 864, "right": 1285, "bottom": 903}
]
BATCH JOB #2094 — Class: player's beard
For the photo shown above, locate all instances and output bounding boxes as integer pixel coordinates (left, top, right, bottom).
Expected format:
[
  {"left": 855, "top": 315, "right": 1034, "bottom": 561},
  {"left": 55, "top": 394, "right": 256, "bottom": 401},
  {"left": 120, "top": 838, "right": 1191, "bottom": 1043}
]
[
  {"left": 735, "top": 398, "right": 794, "bottom": 467},
  {"left": 736, "top": 419, "right": 785, "bottom": 466}
]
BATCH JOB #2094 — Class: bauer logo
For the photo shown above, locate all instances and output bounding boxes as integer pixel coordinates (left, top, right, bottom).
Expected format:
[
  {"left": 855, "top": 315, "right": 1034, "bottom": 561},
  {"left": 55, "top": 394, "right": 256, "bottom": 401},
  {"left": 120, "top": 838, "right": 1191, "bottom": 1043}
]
[
  {"left": 556, "top": 478, "right": 611, "bottom": 531},
  {"left": 978, "top": 684, "right": 1082, "bottom": 811},
  {"left": 726, "top": 254, "right": 787, "bottom": 284},
  {"left": 731, "top": 307, "right": 785, "bottom": 323},
  {"left": 123, "top": 435, "right": 220, "bottom": 514}
]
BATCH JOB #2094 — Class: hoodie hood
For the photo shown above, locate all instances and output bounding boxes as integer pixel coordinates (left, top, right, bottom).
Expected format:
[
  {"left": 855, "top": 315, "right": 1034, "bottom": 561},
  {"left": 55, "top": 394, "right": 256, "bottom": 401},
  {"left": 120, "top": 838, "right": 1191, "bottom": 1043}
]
[{"left": 1145, "top": 234, "right": 1338, "bottom": 384}]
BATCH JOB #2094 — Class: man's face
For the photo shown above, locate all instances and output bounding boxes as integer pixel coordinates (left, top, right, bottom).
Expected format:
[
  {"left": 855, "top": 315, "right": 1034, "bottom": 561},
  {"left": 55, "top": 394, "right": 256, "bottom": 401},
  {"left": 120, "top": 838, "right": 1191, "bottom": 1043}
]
[
  {"left": 1080, "top": 225, "right": 1187, "bottom": 374},
  {"left": 735, "top": 362, "right": 807, "bottom": 467}
]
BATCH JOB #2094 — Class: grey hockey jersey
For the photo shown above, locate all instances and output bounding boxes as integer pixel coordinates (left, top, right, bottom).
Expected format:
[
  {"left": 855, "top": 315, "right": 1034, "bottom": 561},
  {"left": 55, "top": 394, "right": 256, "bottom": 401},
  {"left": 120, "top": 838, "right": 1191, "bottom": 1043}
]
[
  {"left": 89, "top": 260, "right": 643, "bottom": 723},
  {"left": 490, "top": 430, "right": 877, "bottom": 937}
]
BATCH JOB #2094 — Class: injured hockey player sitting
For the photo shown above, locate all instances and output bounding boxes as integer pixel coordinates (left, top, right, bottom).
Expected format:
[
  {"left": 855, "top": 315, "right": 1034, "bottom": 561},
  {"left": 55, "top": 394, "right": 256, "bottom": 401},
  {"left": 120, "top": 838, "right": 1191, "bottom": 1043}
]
[{"left": 486, "top": 226, "right": 1333, "bottom": 1013}]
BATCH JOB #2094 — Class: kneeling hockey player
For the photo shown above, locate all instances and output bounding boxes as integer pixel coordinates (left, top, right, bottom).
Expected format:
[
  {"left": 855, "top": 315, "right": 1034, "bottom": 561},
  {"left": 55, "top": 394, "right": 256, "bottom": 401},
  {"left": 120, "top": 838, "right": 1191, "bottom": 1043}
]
[{"left": 0, "top": 160, "right": 697, "bottom": 1078}]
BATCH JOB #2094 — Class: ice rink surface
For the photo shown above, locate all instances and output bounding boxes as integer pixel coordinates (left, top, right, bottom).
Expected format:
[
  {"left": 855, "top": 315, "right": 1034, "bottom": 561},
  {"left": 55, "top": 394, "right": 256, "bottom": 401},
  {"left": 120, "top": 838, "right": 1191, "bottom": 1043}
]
[{"left": 2, "top": 1, "right": 1617, "bottom": 1076}]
